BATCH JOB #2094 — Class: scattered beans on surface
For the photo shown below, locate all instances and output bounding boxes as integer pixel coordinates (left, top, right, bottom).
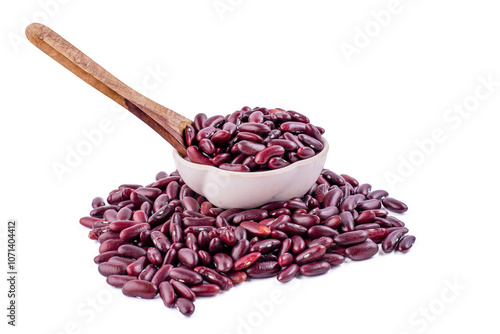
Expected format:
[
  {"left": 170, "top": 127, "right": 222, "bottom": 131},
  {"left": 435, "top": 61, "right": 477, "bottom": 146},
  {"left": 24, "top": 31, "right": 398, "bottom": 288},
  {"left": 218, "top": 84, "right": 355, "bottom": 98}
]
[{"left": 80, "top": 168, "right": 414, "bottom": 316}]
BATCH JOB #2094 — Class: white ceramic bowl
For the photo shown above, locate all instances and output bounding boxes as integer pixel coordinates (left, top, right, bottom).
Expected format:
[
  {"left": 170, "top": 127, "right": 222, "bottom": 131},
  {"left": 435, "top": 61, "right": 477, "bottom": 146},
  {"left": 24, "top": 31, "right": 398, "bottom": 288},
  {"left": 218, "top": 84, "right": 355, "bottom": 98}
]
[{"left": 173, "top": 139, "right": 329, "bottom": 209}]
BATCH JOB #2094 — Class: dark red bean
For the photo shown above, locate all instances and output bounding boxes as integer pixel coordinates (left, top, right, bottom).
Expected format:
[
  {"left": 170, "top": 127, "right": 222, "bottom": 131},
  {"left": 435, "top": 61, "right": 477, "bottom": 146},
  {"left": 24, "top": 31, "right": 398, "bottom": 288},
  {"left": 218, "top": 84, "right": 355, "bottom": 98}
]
[
  {"left": 339, "top": 212, "right": 355, "bottom": 233},
  {"left": 307, "top": 236, "right": 334, "bottom": 249},
  {"left": 246, "top": 261, "right": 281, "bottom": 278},
  {"left": 238, "top": 123, "right": 271, "bottom": 134},
  {"left": 382, "top": 229, "right": 406, "bottom": 253},
  {"left": 92, "top": 197, "right": 105, "bottom": 209},
  {"left": 232, "top": 209, "right": 269, "bottom": 224},
  {"left": 321, "top": 254, "right": 345, "bottom": 266},
  {"left": 138, "top": 264, "right": 157, "bottom": 281},
  {"left": 249, "top": 239, "right": 281, "bottom": 254},
  {"left": 355, "top": 223, "right": 381, "bottom": 230},
  {"left": 367, "top": 190, "right": 389, "bottom": 200},
  {"left": 169, "top": 267, "right": 203, "bottom": 285},
  {"left": 396, "top": 235, "right": 416, "bottom": 252},
  {"left": 280, "top": 121, "right": 307, "bottom": 134},
  {"left": 291, "top": 214, "right": 320, "bottom": 228},
  {"left": 191, "top": 283, "right": 221, "bottom": 297},
  {"left": 151, "top": 264, "right": 173, "bottom": 287},
  {"left": 321, "top": 170, "right": 345, "bottom": 186},
  {"left": 299, "top": 261, "right": 330, "bottom": 276},
  {"left": 357, "top": 199, "right": 382, "bottom": 211},
  {"left": 106, "top": 275, "right": 137, "bottom": 288},
  {"left": 233, "top": 252, "right": 261, "bottom": 271},
  {"left": 278, "top": 222, "right": 308, "bottom": 236},
  {"left": 122, "top": 280, "right": 158, "bottom": 299},
  {"left": 323, "top": 216, "right": 342, "bottom": 229},
  {"left": 267, "top": 139, "right": 298, "bottom": 151},
  {"left": 194, "top": 113, "right": 207, "bottom": 131},
  {"left": 366, "top": 228, "right": 390, "bottom": 243},
  {"left": 194, "top": 266, "right": 233, "bottom": 290},
  {"left": 382, "top": 197, "right": 408, "bottom": 213},
  {"left": 208, "top": 237, "right": 224, "bottom": 255},
  {"left": 295, "top": 245, "right": 327, "bottom": 265},
  {"left": 213, "top": 253, "right": 233, "bottom": 273},
  {"left": 333, "top": 230, "right": 368, "bottom": 246},
  {"left": 298, "top": 134, "right": 323, "bottom": 151},
  {"left": 148, "top": 204, "right": 175, "bottom": 227},
  {"left": 277, "top": 264, "right": 300, "bottom": 283},
  {"left": 268, "top": 157, "right": 291, "bottom": 169},
  {"left": 98, "top": 262, "right": 126, "bottom": 276},
  {"left": 99, "top": 239, "right": 127, "bottom": 253},
  {"left": 291, "top": 235, "right": 306, "bottom": 254},
  {"left": 176, "top": 248, "right": 199, "bottom": 268},
  {"left": 240, "top": 221, "right": 271, "bottom": 237},
  {"left": 203, "top": 115, "right": 225, "bottom": 128},
  {"left": 118, "top": 244, "right": 147, "bottom": 258},
  {"left": 278, "top": 253, "right": 294, "bottom": 267},
  {"left": 211, "top": 130, "right": 231, "bottom": 145},
  {"left": 175, "top": 297, "right": 195, "bottom": 316},
  {"left": 120, "top": 223, "right": 150, "bottom": 242},
  {"left": 345, "top": 239, "right": 379, "bottom": 261},
  {"left": 355, "top": 211, "right": 376, "bottom": 224},
  {"left": 94, "top": 251, "right": 120, "bottom": 264},
  {"left": 146, "top": 247, "right": 163, "bottom": 266},
  {"left": 219, "top": 163, "right": 251, "bottom": 172},
  {"left": 186, "top": 146, "right": 215, "bottom": 166},
  {"left": 296, "top": 147, "right": 315, "bottom": 159},
  {"left": 254, "top": 146, "right": 285, "bottom": 165},
  {"left": 231, "top": 239, "right": 250, "bottom": 261},
  {"left": 237, "top": 140, "right": 266, "bottom": 155}
]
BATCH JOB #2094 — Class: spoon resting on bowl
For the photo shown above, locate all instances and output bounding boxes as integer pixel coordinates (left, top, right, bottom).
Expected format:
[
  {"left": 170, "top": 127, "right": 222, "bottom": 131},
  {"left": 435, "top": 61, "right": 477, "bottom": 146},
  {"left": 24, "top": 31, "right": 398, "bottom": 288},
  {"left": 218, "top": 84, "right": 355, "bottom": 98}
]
[{"left": 25, "top": 23, "right": 329, "bottom": 209}]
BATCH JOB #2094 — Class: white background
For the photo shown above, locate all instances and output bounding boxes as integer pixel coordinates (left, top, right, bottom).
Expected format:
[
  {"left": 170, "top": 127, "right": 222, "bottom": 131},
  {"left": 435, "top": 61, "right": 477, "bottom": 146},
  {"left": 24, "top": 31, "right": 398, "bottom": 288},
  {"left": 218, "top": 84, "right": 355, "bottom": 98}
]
[{"left": 1, "top": 1, "right": 499, "bottom": 333}]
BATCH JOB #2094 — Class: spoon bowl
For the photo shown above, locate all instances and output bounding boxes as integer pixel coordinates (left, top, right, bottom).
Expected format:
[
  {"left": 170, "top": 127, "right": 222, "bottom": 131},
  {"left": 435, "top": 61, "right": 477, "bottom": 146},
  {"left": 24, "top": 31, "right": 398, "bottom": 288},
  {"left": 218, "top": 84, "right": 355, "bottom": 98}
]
[{"left": 174, "top": 139, "right": 329, "bottom": 209}]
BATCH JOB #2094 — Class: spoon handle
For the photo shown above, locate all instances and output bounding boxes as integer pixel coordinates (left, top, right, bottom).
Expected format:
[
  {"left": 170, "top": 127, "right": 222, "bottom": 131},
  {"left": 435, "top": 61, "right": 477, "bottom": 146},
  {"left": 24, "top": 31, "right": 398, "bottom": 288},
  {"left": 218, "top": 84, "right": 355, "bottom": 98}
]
[{"left": 25, "top": 23, "right": 191, "bottom": 156}]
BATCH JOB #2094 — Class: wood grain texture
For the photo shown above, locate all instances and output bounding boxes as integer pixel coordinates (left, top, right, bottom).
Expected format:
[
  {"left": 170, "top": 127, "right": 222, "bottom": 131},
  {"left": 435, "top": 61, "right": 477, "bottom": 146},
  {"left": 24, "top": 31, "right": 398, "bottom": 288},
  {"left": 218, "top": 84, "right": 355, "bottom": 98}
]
[{"left": 25, "top": 23, "right": 192, "bottom": 156}]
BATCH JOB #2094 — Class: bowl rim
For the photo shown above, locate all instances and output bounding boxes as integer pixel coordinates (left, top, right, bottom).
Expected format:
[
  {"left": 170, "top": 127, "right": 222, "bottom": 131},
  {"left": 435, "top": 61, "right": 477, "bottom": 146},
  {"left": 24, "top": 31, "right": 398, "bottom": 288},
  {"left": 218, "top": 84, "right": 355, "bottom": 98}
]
[{"left": 173, "top": 138, "right": 329, "bottom": 178}]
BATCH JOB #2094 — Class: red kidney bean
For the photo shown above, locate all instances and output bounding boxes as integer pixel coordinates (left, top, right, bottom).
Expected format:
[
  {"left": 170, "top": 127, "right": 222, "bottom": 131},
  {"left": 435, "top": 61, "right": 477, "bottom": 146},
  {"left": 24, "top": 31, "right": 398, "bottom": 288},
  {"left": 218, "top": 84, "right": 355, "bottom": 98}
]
[
  {"left": 151, "top": 264, "right": 173, "bottom": 287},
  {"left": 233, "top": 252, "right": 262, "bottom": 271},
  {"left": 305, "top": 123, "right": 322, "bottom": 141},
  {"left": 374, "top": 217, "right": 393, "bottom": 228},
  {"left": 366, "top": 228, "right": 390, "bottom": 243},
  {"left": 181, "top": 197, "right": 200, "bottom": 212},
  {"left": 151, "top": 176, "right": 181, "bottom": 190},
  {"left": 183, "top": 217, "right": 216, "bottom": 228},
  {"left": 219, "top": 229, "right": 236, "bottom": 247},
  {"left": 203, "top": 115, "right": 225, "bottom": 128},
  {"left": 169, "top": 267, "right": 203, "bottom": 285},
  {"left": 108, "top": 220, "right": 137, "bottom": 232},
  {"left": 138, "top": 264, "right": 157, "bottom": 281},
  {"left": 278, "top": 252, "right": 294, "bottom": 267},
  {"left": 175, "top": 297, "right": 195, "bottom": 316},
  {"left": 317, "top": 206, "right": 340, "bottom": 220},
  {"left": 194, "top": 266, "right": 233, "bottom": 290},
  {"left": 190, "top": 283, "right": 221, "bottom": 297},
  {"left": 321, "top": 253, "right": 345, "bottom": 266},
  {"left": 267, "top": 139, "right": 298, "bottom": 150},
  {"left": 236, "top": 140, "right": 266, "bottom": 155},
  {"left": 237, "top": 131, "right": 265, "bottom": 143},
  {"left": 80, "top": 216, "right": 103, "bottom": 228},
  {"left": 356, "top": 183, "right": 372, "bottom": 196},
  {"left": 327, "top": 244, "right": 346, "bottom": 256},
  {"left": 367, "top": 190, "right": 389, "bottom": 200},
  {"left": 268, "top": 157, "right": 291, "bottom": 169},
  {"left": 232, "top": 209, "right": 268, "bottom": 224},
  {"left": 208, "top": 237, "right": 224, "bottom": 255},
  {"left": 278, "top": 238, "right": 292, "bottom": 257},
  {"left": 103, "top": 209, "right": 118, "bottom": 222},
  {"left": 249, "top": 239, "right": 281, "bottom": 254},
  {"left": 186, "top": 146, "right": 215, "bottom": 166},
  {"left": 291, "top": 235, "right": 306, "bottom": 254},
  {"left": 323, "top": 216, "right": 342, "bottom": 229},
  {"left": 94, "top": 251, "right": 120, "bottom": 264},
  {"left": 240, "top": 221, "right": 271, "bottom": 237},
  {"left": 148, "top": 204, "right": 174, "bottom": 227},
  {"left": 321, "top": 170, "right": 345, "bottom": 186},
  {"left": 254, "top": 145, "right": 285, "bottom": 165},
  {"left": 184, "top": 124, "right": 197, "bottom": 146},
  {"left": 278, "top": 222, "right": 308, "bottom": 236},
  {"left": 296, "top": 146, "right": 315, "bottom": 159},
  {"left": 99, "top": 239, "right": 127, "bottom": 254},
  {"left": 230, "top": 239, "right": 250, "bottom": 262},
  {"left": 295, "top": 245, "right": 327, "bottom": 265},
  {"left": 339, "top": 212, "right": 355, "bottom": 233},
  {"left": 307, "top": 225, "right": 339, "bottom": 239},
  {"left": 371, "top": 209, "right": 388, "bottom": 217},
  {"left": 213, "top": 253, "right": 233, "bottom": 273},
  {"left": 219, "top": 163, "right": 251, "bottom": 172},
  {"left": 307, "top": 236, "right": 334, "bottom": 249},
  {"left": 340, "top": 195, "right": 358, "bottom": 213},
  {"left": 177, "top": 248, "right": 199, "bottom": 268},
  {"left": 355, "top": 223, "right": 381, "bottom": 230},
  {"left": 106, "top": 274, "right": 137, "bottom": 288},
  {"left": 126, "top": 256, "right": 148, "bottom": 276},
  {"left": 194, "top": 113, "right": 207, "bottom": 131},
  {"left": 280, "top": 121, "right": 307, "bottom": 134},
  {"left": 118, "top": 244, "right": 147, "bottom": 258},
  {"left": 146, "top": 247, "right": 163, "bottom": 266},
  {"left": 382, "top": 229, "right": 406, "bottom": 253},
  {"left": 158, "top": 281, "right": 176, "bottom": 308},
  {"left": 98, "top": 230, "right": 120, "bottom": 244},
  {"left": 271, "top": 230, "right": 288, "bottom": 240},
  {"left": 120, "top": 223, "right": 150, "bottom": 242},
  {"left": 198, "top": 250, "right": 212, "bottom": 266},
  {"left": 333, "top": 230, "right": 368, "bottom": 246},
  {"left": 211, "top": 130, "right": 231, "bottom": 145},
  {"left": 299, "top": 261, "right": 330, "bottom": 276},
  {"left": 246, "top": 261, "right": 281, "bottom": 278},
  {"left": 98, "top": 262, "right": 126, "bottom": 276},
  {"left": 386, "top": 216, "right": 405, "bottom": 227},
  {"left": 355, "top": 210, "right": 376, "bottom": 224},
  {"left": 357, "top": 199, "right": 382, "bottom": 211},
  {"left": 238, "top": 122, "right": 271, "bottom": 134},
  {"left": 345, "top": 239, "right": 379, "bottom": 261},
  {"left": 92, "top": 197, "right": 106, "bottom": 209},
  {"left": 132, "top": 210, "right": 148, "bottom": 223},
  {"left": 277, "top": 264, "right": 300, "bottom": 283},
  {"left": 122, "top": 280, "right": 158, "bottom": 299},
  {"left": 396, "top": 235, "right": 416, "bottom": 252},
  {"left": 291, "top": 214, "right": 320, "bottom": 228},
  {"left": 382, "top": 197, "right": 408, "bottom": 213},
  {"left": 298, "top": 134, "right": 323, "bottom": 151},
  {"left": 170, "top": 280, "right": 196, "bottom": 301}
]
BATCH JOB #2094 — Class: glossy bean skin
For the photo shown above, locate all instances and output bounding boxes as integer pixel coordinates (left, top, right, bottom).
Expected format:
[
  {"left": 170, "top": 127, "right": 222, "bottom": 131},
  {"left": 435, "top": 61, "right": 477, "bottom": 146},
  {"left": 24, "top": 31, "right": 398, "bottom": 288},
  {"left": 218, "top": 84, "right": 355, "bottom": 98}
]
[
  {"left": 233, "top": 252, "right": 262, "bottom": 271},
  {"left": 213, "top": 253, "right": 234, "bottom": 273},
  {"left": 98, "top": 262, "right": 126, "bottom": 276},
  {"left": 254, "top": 146, "right": 285, "bottom": 165},
  {"left": 382, "top": 229, "right": 406, "bottom": 253},
  {"left": 194, "top": 266, "right": 233, "bottom": 290},
  {"left": 122, "top": 280, "right": 158, "bottom": 299},
  {"left": 175, "top": 298, "right": 195, "bottom": 316},
  {"left": 321, "top": 253, "right": 345, "bottom": 266},
  {"left": 246, "top": 261, "right": 281, "bottom": 278},
  {"left": 249, "top": 239, "right": 281, "bottom": 254},
  {"left": 106, "top": 275, "right": 137, "bottom": 288},
  {"left": 190, "top": 284, "right": 221, "bottom": 297},
  {"left": 367, "top": 190, "right": 389, "bottom": 200},
  {"left": 159, "top": 281, "right": 176, "bottom": 307},
  {"left": 277, "top": 264, "right": 300, "bottom": 283},
  {"left": 382, "top": 197, "right": 408, "bottom": 213},
  {"left": 240, "top": 221, "right": 271, "bottom": 237},
  {"left": 333, "top": 230, "right": 369, "bottom": 246},
  {"left": 295, "top": 245, "right": 327, "bottom": 265},
  {"left": 170, "top": 280, "right": 196, "bottom": 301},
  {"left": 299, "top": 261, "right": 331, "bottom": 276},
  {"left": 396, "top": 235, "right": 416, "bottom": 252},
  {"left": 345, "top": 239, "right": 379, "bottom": 261}
]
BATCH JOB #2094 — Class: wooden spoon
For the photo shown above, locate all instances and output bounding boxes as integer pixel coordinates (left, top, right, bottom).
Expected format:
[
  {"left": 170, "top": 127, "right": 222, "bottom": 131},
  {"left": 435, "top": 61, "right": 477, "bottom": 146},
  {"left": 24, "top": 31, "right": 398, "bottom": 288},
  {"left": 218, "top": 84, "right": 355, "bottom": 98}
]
[{"left": 25, "top": 23, "right": 192, "bottom": 157}]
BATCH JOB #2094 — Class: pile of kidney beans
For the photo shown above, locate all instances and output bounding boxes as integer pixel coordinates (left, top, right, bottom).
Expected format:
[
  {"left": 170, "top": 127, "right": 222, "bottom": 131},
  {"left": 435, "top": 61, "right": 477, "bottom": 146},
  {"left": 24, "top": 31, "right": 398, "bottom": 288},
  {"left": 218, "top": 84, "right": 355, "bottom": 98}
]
[
  {"left": 80, "top": 169, "right": 415, "bottom": 316},
  {"left": 184, "top": 106, "right": 325, "bottom": 172}
]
